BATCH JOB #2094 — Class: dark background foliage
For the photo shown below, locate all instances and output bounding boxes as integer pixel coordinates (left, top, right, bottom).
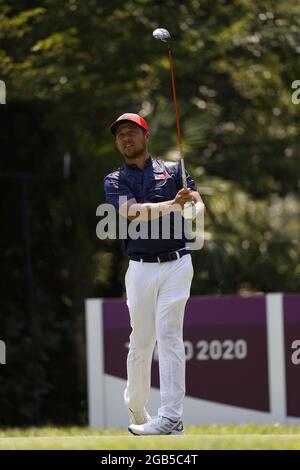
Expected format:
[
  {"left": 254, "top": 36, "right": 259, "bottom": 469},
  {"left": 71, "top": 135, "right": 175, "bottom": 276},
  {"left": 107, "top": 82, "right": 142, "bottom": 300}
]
[{"left": 0, "top": 0, "right": 299, "bottom": 425}]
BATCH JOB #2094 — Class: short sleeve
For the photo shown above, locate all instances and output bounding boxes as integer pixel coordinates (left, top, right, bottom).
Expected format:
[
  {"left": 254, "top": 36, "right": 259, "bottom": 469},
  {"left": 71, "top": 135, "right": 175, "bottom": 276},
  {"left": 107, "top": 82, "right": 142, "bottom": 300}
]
[
  {"left": 175, "top": 162, "right": 197, "bottom": 191},
  {"left": 104, "top": 174, "right": 135, "bottom": 210}
]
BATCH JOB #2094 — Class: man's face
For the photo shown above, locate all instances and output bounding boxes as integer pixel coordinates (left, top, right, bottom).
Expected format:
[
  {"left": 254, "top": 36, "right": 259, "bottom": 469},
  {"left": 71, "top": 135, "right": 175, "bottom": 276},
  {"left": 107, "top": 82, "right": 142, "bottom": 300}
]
[{"left": 115, "top": 122, "right": 149, "bottom": 159}]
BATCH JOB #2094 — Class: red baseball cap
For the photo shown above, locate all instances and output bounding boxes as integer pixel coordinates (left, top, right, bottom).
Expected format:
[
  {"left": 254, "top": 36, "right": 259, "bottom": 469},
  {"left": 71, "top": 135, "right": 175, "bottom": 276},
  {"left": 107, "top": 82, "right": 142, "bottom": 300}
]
[{"left": 110, "top": 113, "right": 149, "bottom": 135}]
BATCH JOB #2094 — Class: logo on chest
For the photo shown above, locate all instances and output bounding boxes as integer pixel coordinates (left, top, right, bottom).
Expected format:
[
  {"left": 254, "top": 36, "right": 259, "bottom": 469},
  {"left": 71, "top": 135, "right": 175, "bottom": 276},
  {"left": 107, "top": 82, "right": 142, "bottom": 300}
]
[{"left": 154, "top": 171, "right": 172, "bottom": 180}]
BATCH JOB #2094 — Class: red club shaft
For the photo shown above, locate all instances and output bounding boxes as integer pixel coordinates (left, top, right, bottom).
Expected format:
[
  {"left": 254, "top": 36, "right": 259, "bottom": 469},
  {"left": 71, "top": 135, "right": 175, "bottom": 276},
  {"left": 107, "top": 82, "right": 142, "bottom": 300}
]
[{"left": 167, "top": 45, "right": 187, "bottom": 188}]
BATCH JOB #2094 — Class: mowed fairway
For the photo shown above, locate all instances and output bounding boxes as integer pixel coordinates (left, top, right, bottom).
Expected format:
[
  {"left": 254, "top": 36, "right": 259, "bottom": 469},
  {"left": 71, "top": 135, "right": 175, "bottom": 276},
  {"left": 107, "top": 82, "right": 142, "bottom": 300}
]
[{"left": 0, "top": 425, "right": 299, "bottom": 450}]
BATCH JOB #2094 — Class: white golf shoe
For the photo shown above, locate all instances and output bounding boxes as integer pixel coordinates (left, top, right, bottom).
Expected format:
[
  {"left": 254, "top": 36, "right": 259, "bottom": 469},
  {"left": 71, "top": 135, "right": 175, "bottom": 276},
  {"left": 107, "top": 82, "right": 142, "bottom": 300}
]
[
  {"left": 128, "top": 408, "right": 152, "bottom": 425},
  {"left": 128, "top": 415, "right": 184, "bottom": 435}
]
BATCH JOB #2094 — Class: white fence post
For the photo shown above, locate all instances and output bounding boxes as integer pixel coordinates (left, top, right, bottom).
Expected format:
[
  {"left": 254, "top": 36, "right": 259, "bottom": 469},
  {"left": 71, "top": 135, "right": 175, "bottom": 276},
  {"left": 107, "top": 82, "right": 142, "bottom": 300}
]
[
  {"left": 85, "top": 299, "right": 105, "bottom": 427},
  {"left": 266, "top": 293, "right": 286, "bottom": 422}
]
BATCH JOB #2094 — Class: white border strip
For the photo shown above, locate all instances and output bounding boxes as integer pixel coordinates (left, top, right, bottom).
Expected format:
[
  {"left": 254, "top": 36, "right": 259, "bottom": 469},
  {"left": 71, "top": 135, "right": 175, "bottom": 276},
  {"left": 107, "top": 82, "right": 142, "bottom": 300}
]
[
  {"left": 104, "top": 375, "right": 279, "bottom": 428},
  {"left": 266, "top": 293, "right": 286, "bottom": 422},
  {"left": 85, "top": 299, "right": 105, "bottom": 428},
  {"left": 0, "top": 80, "right": 6, "bottom": 104}
]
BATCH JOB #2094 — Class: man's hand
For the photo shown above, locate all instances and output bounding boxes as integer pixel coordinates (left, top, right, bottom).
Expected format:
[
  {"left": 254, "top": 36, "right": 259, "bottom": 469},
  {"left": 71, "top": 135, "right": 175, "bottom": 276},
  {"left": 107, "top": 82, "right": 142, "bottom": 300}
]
[{"left": 172, "top": 188, "right": 194, "bottom": 209}]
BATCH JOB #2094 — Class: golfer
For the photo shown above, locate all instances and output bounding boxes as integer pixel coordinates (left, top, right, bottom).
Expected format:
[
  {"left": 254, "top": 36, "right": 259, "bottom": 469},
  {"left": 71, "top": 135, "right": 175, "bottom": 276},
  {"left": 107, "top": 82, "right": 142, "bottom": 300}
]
[{"left": 104, "top": 113, "right": 204, "bottom": 435}]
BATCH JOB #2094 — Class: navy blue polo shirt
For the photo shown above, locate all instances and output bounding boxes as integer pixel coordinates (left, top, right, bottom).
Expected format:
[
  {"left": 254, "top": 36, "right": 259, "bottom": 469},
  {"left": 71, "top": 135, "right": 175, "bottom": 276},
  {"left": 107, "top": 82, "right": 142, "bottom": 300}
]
[{"left": 104, "top": 156, "right": 197, "bottom": 257}]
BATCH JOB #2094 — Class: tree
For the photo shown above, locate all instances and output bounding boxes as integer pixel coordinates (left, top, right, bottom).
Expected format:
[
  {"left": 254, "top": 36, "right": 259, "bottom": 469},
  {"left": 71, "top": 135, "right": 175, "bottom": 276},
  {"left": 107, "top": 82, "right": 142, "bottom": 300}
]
[{"left": 0, "top": 0, "right": 299, "bottom": 424}]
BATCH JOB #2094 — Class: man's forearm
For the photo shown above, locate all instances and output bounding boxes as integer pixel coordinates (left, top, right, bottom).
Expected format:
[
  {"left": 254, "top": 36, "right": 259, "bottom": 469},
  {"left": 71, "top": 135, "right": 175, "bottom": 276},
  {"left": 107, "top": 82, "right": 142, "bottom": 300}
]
[{"left": 124, "top": 200, "right": 182, "bottom": 221}]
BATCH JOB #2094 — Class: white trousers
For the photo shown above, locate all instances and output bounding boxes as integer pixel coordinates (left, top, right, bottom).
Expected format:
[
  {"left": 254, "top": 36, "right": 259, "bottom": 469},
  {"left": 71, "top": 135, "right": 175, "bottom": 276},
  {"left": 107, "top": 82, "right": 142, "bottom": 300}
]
[{"left": 124, "top": 254, "right": 193, "bottom": 420}]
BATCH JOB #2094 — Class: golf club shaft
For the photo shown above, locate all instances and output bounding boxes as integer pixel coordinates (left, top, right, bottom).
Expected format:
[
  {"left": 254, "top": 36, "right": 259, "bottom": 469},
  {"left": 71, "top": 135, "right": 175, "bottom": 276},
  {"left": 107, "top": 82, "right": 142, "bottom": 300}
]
[{"left": 167, "top": 45, "right": 187, "bottom": 189}]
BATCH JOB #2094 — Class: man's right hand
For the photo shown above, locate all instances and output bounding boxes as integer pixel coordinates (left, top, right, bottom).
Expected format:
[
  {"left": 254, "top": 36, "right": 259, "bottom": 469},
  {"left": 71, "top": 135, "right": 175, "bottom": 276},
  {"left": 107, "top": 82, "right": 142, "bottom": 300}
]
[{"left": 172, "top": 188, "right": 194, "bottom": 209}]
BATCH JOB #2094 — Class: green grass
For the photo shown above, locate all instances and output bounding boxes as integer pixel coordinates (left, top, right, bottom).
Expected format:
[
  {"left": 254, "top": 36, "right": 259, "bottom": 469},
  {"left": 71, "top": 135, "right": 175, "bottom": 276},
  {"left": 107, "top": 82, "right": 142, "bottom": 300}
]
[{"left": 0, "top": 424, "right": 299, "bottom": 449}]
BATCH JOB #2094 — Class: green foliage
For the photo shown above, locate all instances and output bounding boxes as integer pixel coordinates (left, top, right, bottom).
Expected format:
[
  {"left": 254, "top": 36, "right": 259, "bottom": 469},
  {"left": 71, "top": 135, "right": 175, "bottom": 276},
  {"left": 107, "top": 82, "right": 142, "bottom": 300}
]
[{"left": 0, "top": 0, "right": 299, "bottom": 425}]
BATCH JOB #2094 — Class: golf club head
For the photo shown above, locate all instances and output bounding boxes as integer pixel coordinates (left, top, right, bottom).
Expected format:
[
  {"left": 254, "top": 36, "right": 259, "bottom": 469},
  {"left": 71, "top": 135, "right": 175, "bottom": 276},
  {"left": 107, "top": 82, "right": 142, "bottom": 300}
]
[{"left": 152, "top": 28, "right": 171, "bottom": 42}]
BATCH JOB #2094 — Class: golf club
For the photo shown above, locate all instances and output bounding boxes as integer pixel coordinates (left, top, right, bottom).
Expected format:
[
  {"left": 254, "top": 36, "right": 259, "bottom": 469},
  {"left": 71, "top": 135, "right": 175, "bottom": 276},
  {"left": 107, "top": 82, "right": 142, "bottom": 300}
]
[{"left": 152, "top": 28, "right": 187, "bottom": 189}]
